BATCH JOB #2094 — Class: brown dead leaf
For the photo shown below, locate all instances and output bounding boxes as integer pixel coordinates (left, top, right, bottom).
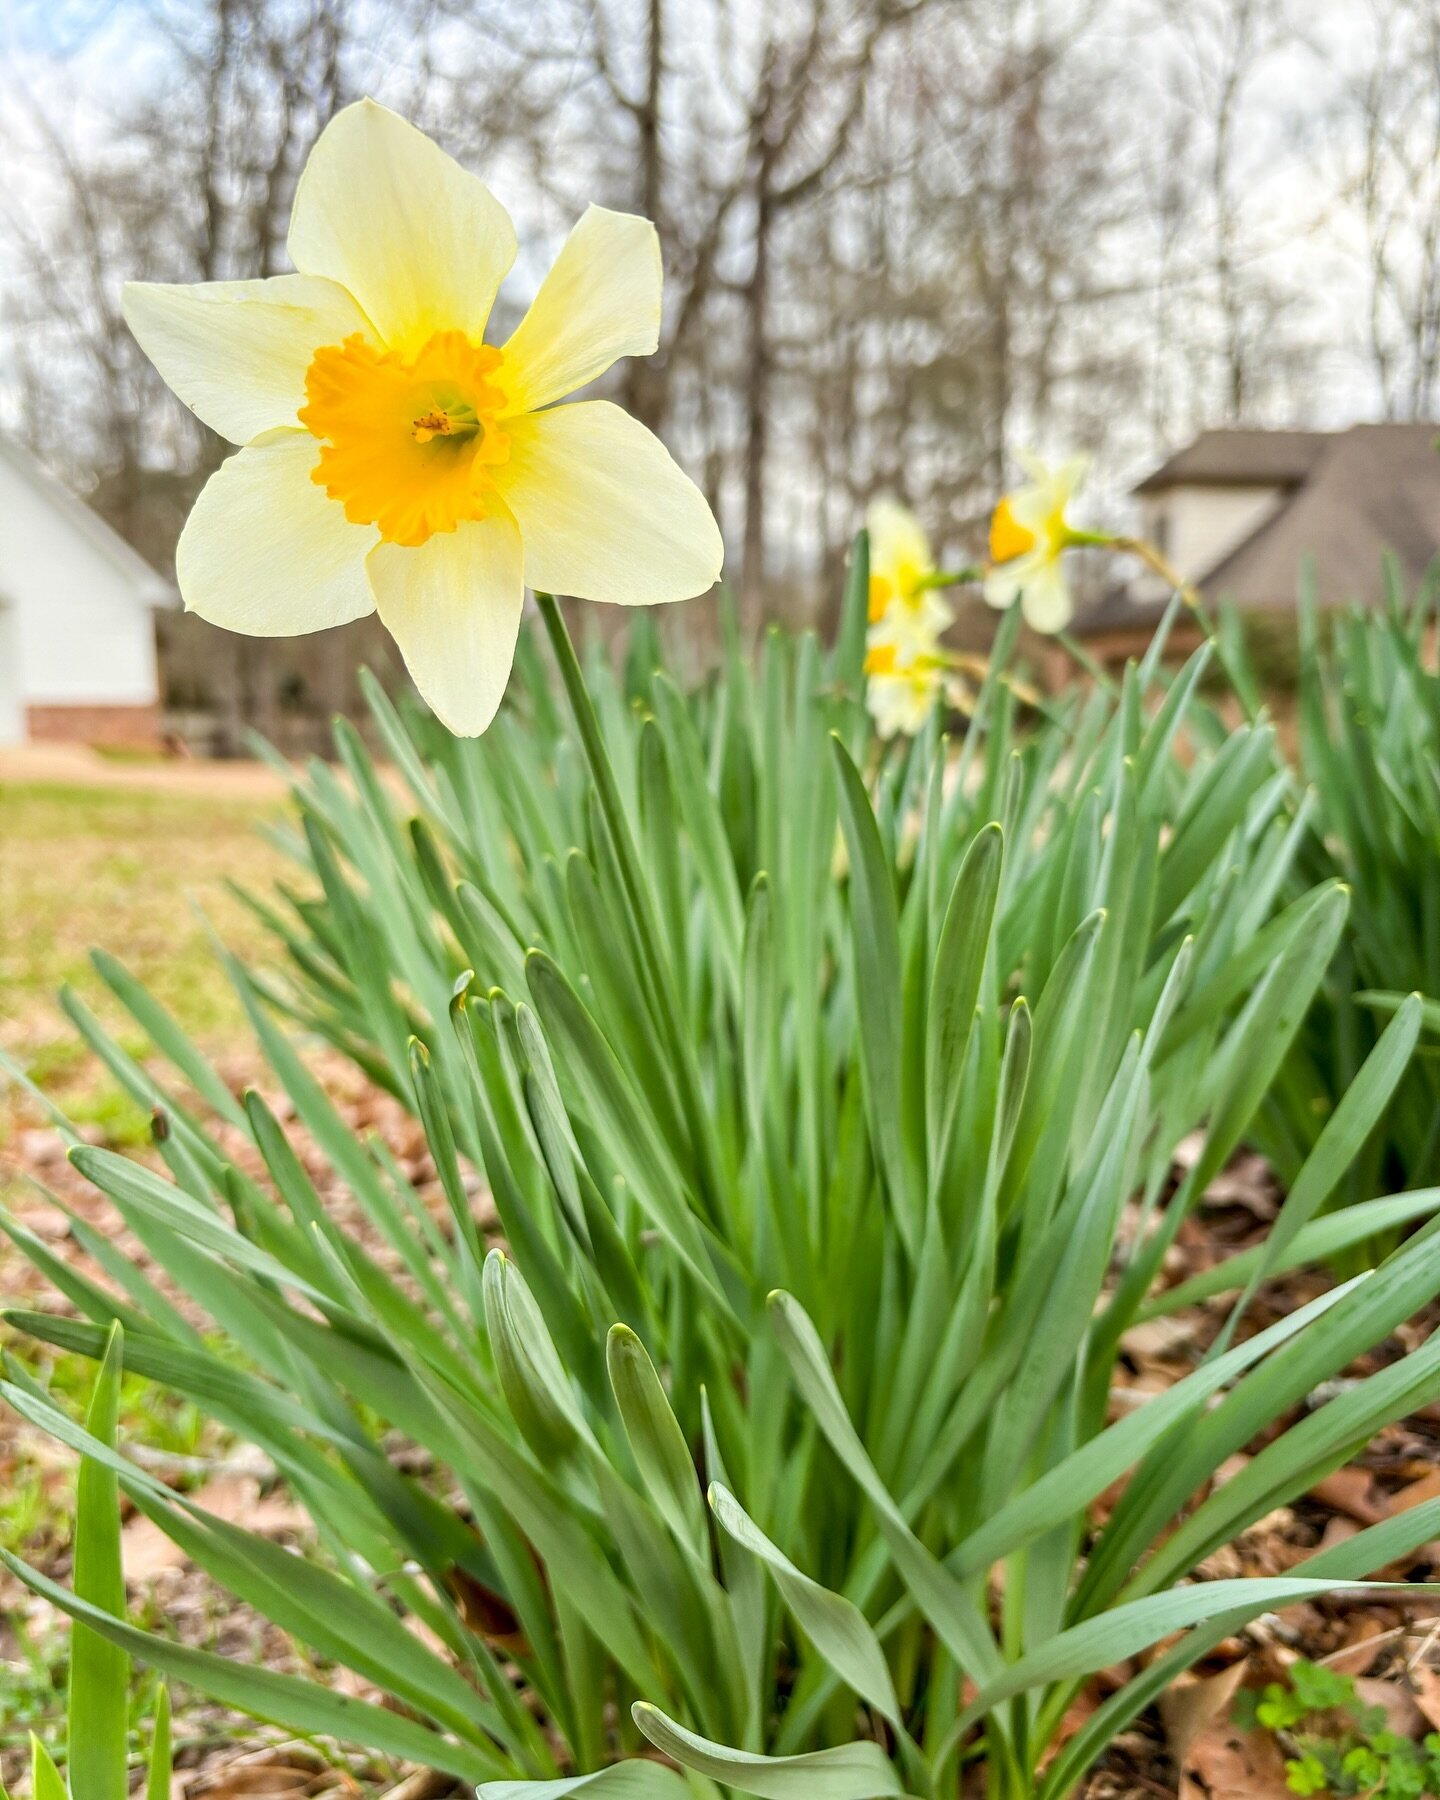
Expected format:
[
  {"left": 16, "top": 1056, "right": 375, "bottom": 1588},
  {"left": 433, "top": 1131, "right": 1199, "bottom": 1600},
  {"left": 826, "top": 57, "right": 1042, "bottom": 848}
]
[
  {"left": 1160, "top": 1661, "right": 1248, "bottom": 1767},
  {"left": 240, "top": 1490, "right": 310, "bottom": 1536},
  {"left": 188, "top": 1779, "right": 311, "bottom": 1796},
  {"left": 1160, "top": 1663, "right": 1293, "bottom": 1800},
  {"left": 1121, "top": 1314, "right": 1203, "bottom": 1364},
  {"left": 1410, "top": 1661, "right": 1440, "bottom": 1731},
  {"left": 182, "top": 1748, "right": 354, "bottom": 1797},
  {"left": 15, "top": 1199, "right": 69, "bottom": 1235},
  {"left": 182, "top": 1473, "right": 261, "bottom": 1520},
  {"left": 1171, "top": 1132, "right": 1207, "bottom": 1174},
  {"left": 447, "top": 1564, "right": 531, "bottom": 1655},
  {"left": 1310, "top": 1465, "right": 1386, "bottom": 1525},
  {"left": 1180, "top": 1718, "right": 1297, "bottom": 1799},
  {"left": 1326, "top": 1613, "right": 1391, "bottom": 1677},
  {"left": 121, "top": 1511, "right": 187, "bottom": 1582},
  {"left": 1387, "top": 1471, "right": 1440, "bottom": 1516},
  {"left": 330, "top": 1663, "right": 379, "bottom": 1701},
  {"left": 378, "top": 1777, "right": 454, "bottom": 1799},
  {"left": 123, "top": 1475, "right": 308, "bottom": 1582},
  {"left": 1354, "top": 1675, "right": 1427, "bottom": 1739},
  {"left": 185, "top": 1767, "right": 317, "bottom": 1796},
  {"left": 1204, "top": 1152, "right": 1278, "bottom": 1217},
  {"left": 1315, "top": 1515, "right": 1361, "bottom": 1555}
]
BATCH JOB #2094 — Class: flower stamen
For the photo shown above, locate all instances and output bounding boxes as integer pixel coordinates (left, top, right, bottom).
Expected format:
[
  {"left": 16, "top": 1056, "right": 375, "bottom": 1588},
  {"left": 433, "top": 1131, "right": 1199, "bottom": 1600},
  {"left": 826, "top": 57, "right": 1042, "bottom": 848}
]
[
  {"left": 412, "top": 405, "right": 479, "bottom": 443},
  {"left": 299, "top": 330, "right": 510, "bottom": 546}
]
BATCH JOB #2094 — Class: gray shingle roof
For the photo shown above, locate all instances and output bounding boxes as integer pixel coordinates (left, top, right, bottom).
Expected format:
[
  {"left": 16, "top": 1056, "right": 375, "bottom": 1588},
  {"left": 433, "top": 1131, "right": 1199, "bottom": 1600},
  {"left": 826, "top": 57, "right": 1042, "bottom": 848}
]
[
  {"left": 1197, "top": 422, "right": 1440, "bottom": 610},
  {"left": 1133, "top": 428, "right": 1336, "bottom": 493}
]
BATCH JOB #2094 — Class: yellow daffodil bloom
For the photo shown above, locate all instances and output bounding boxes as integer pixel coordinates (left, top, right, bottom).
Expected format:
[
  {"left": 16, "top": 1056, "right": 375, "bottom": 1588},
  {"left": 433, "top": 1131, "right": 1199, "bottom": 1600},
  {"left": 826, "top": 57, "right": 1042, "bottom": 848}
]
[
  {"left": 984, "top": 452, "right": 1093, "bottom": 633},
  {"left": 863, "top": 640, "right": 947, "bottom": 739},
  {"left": 864, "top": 634, "right": 979, "bottom": 738},
  {"left": 123, "top": 100, "right": 723, "bottom": 734},
  {"left": 866, "top": 498, "right": 954, "bottom": 636}
]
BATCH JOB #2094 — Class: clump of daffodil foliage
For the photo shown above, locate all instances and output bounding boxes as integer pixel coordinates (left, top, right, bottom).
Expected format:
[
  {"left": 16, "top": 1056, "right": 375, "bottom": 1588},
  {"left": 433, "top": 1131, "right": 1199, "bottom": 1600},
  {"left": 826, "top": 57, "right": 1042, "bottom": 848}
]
[
  {"left": 6, "top": 543, "right": 1440, "bottom": 1800},
  {"left": 1202, "top": 568, "right": 1440, "bottom": 1217}
]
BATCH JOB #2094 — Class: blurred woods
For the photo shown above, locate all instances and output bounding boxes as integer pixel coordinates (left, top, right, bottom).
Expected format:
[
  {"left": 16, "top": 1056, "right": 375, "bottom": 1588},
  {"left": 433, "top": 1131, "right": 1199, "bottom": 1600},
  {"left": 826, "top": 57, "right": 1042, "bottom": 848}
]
[{"left": 4, "top": 0, "right": 1440, "bottom": 739}]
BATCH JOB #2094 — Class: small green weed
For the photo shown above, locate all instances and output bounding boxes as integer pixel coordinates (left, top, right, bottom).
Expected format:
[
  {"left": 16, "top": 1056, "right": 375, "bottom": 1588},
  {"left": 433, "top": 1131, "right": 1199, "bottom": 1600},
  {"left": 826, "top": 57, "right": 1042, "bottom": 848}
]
[{"left": 1238, "top": 1657, "right": 1440, "bottom": 1798}]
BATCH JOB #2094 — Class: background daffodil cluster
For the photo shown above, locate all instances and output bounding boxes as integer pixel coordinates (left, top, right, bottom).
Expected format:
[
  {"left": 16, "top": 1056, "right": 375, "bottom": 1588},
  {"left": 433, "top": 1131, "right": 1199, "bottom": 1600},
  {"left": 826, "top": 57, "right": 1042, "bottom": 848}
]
[
  {"left": 861, "top": 456, "right": 1103, "bottom": 739},
  {"left": 862, "top": 499, "right": 970, "bottom": 739}
]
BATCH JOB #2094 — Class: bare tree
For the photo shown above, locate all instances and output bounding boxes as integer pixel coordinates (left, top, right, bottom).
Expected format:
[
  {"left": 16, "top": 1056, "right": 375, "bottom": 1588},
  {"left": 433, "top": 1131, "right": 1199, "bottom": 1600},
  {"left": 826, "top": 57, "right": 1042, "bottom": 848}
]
[
  {"left": 1149, "top": 0, "right": 1298, "bottom": 424},
  {"left": 1342, "top": 0, "right": 1440, "bottom": 419}
]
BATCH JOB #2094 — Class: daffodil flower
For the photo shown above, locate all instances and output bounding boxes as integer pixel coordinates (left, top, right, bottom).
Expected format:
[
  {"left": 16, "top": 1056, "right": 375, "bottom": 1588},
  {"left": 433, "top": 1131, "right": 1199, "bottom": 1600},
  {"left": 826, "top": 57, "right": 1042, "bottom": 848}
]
[
  {"left": 864, "top": 641, "right": 947, "bottom": 738},
  {"left": 863, "top": 636, "right": 978, "bottom": 738},
  {"left": 984, "top": 453, "right": 1098, "bottom": 633},
  {"left": 866, "top": 498, "right": 955, "bottom": 635},
  {"left": 123, "top": 100, "right": 723, "bottom": 735},
  {"left": 862, "top": 498, "right": 978, "bottom": 737}
]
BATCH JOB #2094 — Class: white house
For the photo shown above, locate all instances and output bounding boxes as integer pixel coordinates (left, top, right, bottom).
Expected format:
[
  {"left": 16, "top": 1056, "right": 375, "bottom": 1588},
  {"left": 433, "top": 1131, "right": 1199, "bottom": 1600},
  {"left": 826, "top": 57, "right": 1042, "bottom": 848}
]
[{"left": 0, "top": 436, "right": 172, "bottom": 747}]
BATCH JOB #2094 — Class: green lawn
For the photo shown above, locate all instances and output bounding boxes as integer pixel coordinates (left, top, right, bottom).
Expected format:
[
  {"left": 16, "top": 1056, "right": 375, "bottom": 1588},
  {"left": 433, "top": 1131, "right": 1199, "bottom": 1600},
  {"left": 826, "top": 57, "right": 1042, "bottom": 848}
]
[{"left": 0, "top": 781, "right": 290, "bottom": 1117}]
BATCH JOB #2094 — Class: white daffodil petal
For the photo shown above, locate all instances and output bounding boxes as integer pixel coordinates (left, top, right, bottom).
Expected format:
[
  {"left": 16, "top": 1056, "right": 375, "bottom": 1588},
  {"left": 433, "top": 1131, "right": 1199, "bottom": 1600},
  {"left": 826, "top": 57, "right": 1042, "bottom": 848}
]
[
  {"left": 124, "top": 275, "right": 372, "bottom": 445},
  {"left": 496, "top": 401, "right": 722, "bottom": 605},
  {"left": 366, "top": 510, "right": 525, "bottom": 736},
  {"left": 868, "top": 670, "right": 937, "bottom": 739},
  {"left": 867, "top": 685, "right": 904, "bottom": 739},
  {"left": 288, "top": 99, "right": 516, "bottom": 353},
  {"left": 1007, "top": 487, "right": 1056, "bottom": 535},
  {"left": 1020, "top": 559, "right": 1074, "bottom": 633},
  {"left": 176, "top": 431, "right": 376, "bottom": 635},
  {"left": 984, "top": 557, "right": 1031, "bottom": 613},
  {"left": 916, "top": 590, "right": 955, "bottom": 636},
  {"left": 866, "top": 497, "right": 932, "bottom": 580},
  {"left": 1051, "top": 454, "right": 1090, "bottom": 503},
  {"left": 868, "top": 592, "right": 951, "bottom": 659},
  {"left": 501, "top": 206, "right": 661, "bottom": 415}
]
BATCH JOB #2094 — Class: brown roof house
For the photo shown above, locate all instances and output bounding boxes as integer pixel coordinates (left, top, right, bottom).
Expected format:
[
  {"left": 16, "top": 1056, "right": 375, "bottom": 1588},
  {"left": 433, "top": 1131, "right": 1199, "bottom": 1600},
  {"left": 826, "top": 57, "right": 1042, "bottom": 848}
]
[{"left": 1072, "top": 423, "right": 1440, "bottom": 662}]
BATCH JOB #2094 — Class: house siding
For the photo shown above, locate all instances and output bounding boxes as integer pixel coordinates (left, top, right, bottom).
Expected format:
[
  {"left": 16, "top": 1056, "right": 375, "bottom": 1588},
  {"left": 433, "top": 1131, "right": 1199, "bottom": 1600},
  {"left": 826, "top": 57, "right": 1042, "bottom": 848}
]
[
  {"left": 0, "top": 449, "right": 162, "bottom": 736},
  {"left": 1138, "top": 484, "right": 1286, "bottom": 591}
]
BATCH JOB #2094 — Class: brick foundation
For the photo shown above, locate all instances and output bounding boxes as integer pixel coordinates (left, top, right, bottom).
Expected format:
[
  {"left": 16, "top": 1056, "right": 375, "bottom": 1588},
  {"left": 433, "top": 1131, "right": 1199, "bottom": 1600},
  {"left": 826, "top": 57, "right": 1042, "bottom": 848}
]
[{"left": 25, "top": 703, "right": 163, "bottom": 750}]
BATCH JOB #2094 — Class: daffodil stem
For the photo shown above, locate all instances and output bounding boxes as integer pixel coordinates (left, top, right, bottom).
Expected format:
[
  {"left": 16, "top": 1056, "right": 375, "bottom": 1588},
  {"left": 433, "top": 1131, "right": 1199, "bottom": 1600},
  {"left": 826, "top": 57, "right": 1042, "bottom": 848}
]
[
  {"left": 920, "top": 565, "right": 985, "bottom": 591},
  {"left": 1108, "top": 537, "right": 1266, "bottom": 724},
  {"left": 1109, "top": 536, "right": 1214, "bottom": 633},
  {"left": 534, "top": 593, "right": 729, "bottom": 1232}
]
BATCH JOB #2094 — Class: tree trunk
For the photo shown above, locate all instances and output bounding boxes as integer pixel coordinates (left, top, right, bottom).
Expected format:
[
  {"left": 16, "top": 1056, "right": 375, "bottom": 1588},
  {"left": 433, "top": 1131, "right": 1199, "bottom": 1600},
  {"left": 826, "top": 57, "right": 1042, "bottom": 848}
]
[
  {"left": 740, "top": 169, "right": 775, "bottom": 628},
  {"left": 624, "top": 0, "right": 667, "bottom": 433}
]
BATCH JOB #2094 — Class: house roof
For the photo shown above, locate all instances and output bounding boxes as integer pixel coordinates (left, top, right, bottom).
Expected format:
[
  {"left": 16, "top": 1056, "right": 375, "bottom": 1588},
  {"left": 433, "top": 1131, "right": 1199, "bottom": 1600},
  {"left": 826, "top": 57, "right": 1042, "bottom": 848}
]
[
  {"left": 0, "top": 436, "right": 175, "bottom": 607},
  {"left": 1075, "top": 421, "right": 1440, "bottom": 635},
  {"left": 1133, "top": 427, "right": 1336, "bottom": 493},
  {"left": 1198, "top": 422, "right": 1440, "bottom": 610}
]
